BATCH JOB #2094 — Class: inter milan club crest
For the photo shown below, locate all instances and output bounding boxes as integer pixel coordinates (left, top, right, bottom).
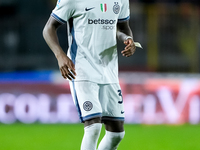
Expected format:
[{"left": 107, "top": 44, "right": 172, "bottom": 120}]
[
  {"left": 83, "top": 101, "right": 93, "bottom": 111},
  {"left": 113, "top": 2, "right": 120, "bottom": 14}
]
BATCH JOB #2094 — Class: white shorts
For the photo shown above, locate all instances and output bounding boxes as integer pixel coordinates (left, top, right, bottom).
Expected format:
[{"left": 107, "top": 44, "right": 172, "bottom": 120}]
[{"left": 69, "top": 81, "right": 125, "bottom": 123}]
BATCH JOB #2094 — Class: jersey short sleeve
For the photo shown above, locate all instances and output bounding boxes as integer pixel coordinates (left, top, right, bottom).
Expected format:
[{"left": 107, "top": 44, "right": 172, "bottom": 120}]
[
  {"left": 51, "top": 0, "right": 75, "bottom": 24},
  {"left": 118, "top": 0, "right": 130, "bottom": 22}
]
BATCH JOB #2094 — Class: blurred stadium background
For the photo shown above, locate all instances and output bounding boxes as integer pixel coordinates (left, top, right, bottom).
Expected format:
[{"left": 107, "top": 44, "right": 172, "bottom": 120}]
[{"left": 0, "top": 0, "right": 200, "bottom": 150}]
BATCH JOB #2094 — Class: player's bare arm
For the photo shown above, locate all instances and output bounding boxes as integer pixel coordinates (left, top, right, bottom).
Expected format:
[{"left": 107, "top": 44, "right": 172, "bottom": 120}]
[
  {"left": 117, "top": 21, "right": 136, "bottom": 57},
  {"left": 43, "top": 17, "right": 76, "bottom": 80}
]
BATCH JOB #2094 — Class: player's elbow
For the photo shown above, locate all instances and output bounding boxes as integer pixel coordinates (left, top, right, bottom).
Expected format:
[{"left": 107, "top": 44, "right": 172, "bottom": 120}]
[
  {"left": 42, "top": 24, "right": 48, "bottom": 40},
  {"left": 42, "top": 23, "right": 53, "bottom": 42}
]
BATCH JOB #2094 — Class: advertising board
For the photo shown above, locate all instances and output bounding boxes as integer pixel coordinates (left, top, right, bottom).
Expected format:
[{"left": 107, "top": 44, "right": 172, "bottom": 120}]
[{"left": 0, "top": 72, "right": 199, "bottom": 124}]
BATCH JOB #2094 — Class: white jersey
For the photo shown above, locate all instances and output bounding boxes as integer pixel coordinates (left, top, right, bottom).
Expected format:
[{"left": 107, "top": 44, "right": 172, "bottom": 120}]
[{"left": 52, "top": 0, "right": 130, "bottom": 84}]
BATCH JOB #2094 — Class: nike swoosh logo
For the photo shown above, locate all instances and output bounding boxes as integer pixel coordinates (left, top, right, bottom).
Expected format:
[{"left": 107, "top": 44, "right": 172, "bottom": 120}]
[
  {"left": 85, "top": 7, "right": 95, "bottom": 11},
  {"left": 121, "top": 111, "right": 125, "bottom": 114},
  {"left": 118, "top": 100, "right": 123, "bottom": 104}
]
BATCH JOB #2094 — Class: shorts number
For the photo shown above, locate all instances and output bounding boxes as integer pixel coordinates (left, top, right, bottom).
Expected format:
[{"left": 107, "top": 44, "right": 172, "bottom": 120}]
[{"left": 118, "top": 90, "right": 123, "bottom": 104}]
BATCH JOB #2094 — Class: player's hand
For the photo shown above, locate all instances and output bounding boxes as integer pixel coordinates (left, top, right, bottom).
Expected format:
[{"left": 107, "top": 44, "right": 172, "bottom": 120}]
[
  {"left": 56, "top": 52, "right": 76, "bottom": 80},
  {"left": 121, "top": 38, "right": 136, "bottom": 57}
]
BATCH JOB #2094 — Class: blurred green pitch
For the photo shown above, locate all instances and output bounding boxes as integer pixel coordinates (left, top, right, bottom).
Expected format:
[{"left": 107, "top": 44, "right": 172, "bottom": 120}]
[{"left": 0, "top": 123, "right": 199, "bottom": 150}]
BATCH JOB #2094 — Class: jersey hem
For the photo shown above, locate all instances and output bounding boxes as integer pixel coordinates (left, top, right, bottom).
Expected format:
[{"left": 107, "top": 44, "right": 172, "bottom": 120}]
[
  {"left": 81, "top": 113, "right": 102, "bottom": 122},
  {"left": 102, "top": 116, "right": 125, "bottom": 121},
  {"left": 71, "top": 79, "right": 119, "bottom": 84}
]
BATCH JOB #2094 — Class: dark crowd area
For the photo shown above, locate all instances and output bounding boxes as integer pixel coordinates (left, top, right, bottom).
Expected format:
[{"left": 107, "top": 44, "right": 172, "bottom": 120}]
[{"left": 0, "top": 0, "right": 200, "bottom": 73}]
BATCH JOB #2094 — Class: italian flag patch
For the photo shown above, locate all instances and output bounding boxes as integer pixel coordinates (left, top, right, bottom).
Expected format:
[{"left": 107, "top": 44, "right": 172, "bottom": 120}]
[{"left": 100, "top": 3, "right": 107, "bottom": 12}]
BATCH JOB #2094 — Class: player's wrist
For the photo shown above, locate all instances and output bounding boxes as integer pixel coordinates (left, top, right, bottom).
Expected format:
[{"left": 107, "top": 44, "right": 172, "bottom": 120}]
[
  {"left": 124, "top": 36, "right": 133, "bottom": 41},
  {"left": 55, "top": 50, "right": 66, "bottom": 59}
]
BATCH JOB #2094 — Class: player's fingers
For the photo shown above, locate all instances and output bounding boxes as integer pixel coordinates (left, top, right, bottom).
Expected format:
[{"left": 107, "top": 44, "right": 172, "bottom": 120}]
[
  {"left": 63, "top": 65, "right": 76, "bottom": 80},
  {"left": 70, "top": 69, "right": 76, "bottom": 76},
  {"left": 61, "top": 69, "right": 74, "bottom": 81},
  {"left": 68, "top": 71, "right": 76, "bottom": 80},
  {"left": 132, "top": 43, "right": 136, "bottom": 50},
  {"left": 121, "top": 51, "right": 130, "bottom": 57},
  {"left": 124, "top": 54, "right": 131, "bottom": 57},
  {"left": 122, "top": 51, "right": 132, "bottom": 57},
  {"left": 61, "top": 66, "right": 71, "bottom": 80},
  {"left": 66, "top": 64, "right": 76, "bottom": 79},
  {"left": 70, "top": 61, "right": 75, "bottom": 69},
  {"left": 124, "top": 44, "right": 136, "bottom": 53},
  {"left": 122, "top": 53, "right": 131, "bottom": 57},
  {"left": 68, "top": 61, "right": 76, "bottom": 76},
  {"left": 121, "top": 47, "right": 131, "bottom": 54},
  {"left": 122, "top": 48, "right": 135, "bottom": 57},
  {"left": 122, "top": 50, "right": 131, "bottom": 54},
  {"left": 65, "top": 74, "right": 73, "bottom": 81},
  {"left": 121, "top": 50, "right": 128, "bottom": 56},
  {"left": 68, "top": 65, "right": 76, "bottom": 76},
  {"left": 124, "top": 43, "right": 132, "bottom": 50},
  {"left": 60, "top": 68, "right": 67, "bottom": 79}
]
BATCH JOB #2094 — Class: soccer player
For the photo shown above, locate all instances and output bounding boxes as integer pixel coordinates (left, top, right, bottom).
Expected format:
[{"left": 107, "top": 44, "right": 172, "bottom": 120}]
[{"left": 43, "top": 0, "right": 136, "bottom": 149}]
